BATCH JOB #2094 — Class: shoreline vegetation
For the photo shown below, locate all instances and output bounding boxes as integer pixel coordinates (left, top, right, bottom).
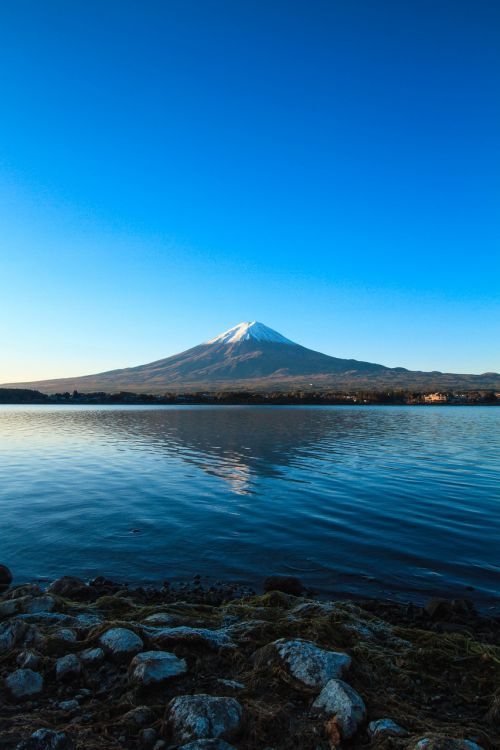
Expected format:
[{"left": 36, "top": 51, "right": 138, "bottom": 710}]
[
  {"left": 0, "top": 387, "right": 498, "bottom": 406},
  {"left": 0, "top": 568, "right": 498, "bottom": 750}
]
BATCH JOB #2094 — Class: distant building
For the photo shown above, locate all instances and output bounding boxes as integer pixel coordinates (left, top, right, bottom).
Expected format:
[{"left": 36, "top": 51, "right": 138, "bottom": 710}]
[{"left": 423, "top": 392, "right": 448, "bottom": 403}]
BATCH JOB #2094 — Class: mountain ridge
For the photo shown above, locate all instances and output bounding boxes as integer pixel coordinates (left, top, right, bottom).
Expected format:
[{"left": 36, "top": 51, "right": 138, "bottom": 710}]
[{"left": 3, "top": 321, "right": 499, "bottom": 393}]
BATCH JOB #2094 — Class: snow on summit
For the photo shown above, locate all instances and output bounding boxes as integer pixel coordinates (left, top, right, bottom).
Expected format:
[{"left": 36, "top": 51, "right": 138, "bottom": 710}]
[{"left": 206, "top": 321, "right": 294, "bottom": 346}]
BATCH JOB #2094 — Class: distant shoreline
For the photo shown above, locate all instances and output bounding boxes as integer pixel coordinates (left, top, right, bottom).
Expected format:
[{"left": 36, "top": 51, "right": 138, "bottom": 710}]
[{"left": 0, "top": 387, "right": 498, "bottom": 407}]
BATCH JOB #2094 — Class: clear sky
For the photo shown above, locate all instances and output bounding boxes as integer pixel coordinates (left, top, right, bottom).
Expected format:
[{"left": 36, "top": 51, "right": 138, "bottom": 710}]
[{"left": 1, "top": 0, "right": 499, "bottom": 382}]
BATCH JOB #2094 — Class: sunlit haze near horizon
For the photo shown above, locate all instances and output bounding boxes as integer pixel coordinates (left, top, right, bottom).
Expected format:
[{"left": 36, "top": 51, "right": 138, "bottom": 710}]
[{"left": 1, "top": 0, "right": 499, "bottom": 382}]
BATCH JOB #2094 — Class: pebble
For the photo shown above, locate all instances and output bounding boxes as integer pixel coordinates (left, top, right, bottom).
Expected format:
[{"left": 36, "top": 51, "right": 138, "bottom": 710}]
[
  {"left": 5, "top": 668, "right": 44, "bottom": 700},
  {"left": 58, "top": 699, "right": 79, "bottom": 711},
  {"left": 55, "top": 628, "right": 77, "bottom": 642},
  {"left": 169, "top": 694, "right": 243, "bottom": 742},
  {"left": 99, "top": 627, "right": 144, "bottom": 660},
  {"left": 312, "top": 678, "right": 366, "bottom": 739},
  {"left": 129, "top": 650, "right": 187, "bottom": 685},
  {"left": 55, "top": 654, "right": 81, "bottom": 681}
]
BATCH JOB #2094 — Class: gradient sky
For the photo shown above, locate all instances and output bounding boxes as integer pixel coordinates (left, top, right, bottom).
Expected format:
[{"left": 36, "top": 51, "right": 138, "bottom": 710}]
[{"left": 1, "top": 0, "right": 499, "bottom": 382}]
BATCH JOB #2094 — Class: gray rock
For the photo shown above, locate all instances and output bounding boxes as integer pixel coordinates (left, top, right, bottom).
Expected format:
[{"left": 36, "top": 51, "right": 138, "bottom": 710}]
[
  {"left": 23, "top": 595, "right": 57, "bottom": 614},
  {"left": 369, "top": 718, "right": 408, "bottom": 739},
  {"left": 16, "top": 612, "right": 71, "bottom": 625},
  {"left": 80, "top": 646, "right": 105, "bottom": 664},
  {"left": 15, "top": 728, "right": 75, "bottom": 749},
  {"left": 414, "top": 740, "right": 485, "bottom": 750},
  {"left": 99, "top": 627, "right": 144, "bottom": 660},
  {"left": 56, "top": 653, "right": 81, "bottom": 681},
  {"left": 0, "top": 620, "right": 39, "bottom": 653},
  {"left": 312, "top": 678, "right": 366, "bottom": 739},
  {"left": 55, "top": 628, "right": 77, "bottom": 642},
  {"left": 179, "top": 742, "right": 237, "bottom": 750},
  {"left": 73, "top": 612, "right": 103, "bottom": 630},
  {"left": 256, "top": 638, "right": 350, "bottom": 689},
  {"left": 129, "top": 650, "right": 187, "bottom": 686},
  {"left": 148, "top": 625, "right": 234, "bottom": 650},
  {"left": 58, "top": 699, "right": 79, "bottom": 711},
  {"left": 5, "top": 668, "right": 44, "bottom": 700},
  {"left": 169, "top": 694, "right": 243, "bottom": 742},
  {"left": 0, "top": 597, "right": 26, "bottom": 617}
]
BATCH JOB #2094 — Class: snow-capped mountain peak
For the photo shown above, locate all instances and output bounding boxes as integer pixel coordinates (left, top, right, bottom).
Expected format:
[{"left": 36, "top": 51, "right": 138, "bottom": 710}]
[{"left": 206, "top": 321, "right": 294, "bottom": 346}]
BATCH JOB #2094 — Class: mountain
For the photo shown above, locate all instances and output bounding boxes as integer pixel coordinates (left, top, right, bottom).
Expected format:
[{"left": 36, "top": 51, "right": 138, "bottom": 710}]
[{"left": 3, "top": 321, "right": 499, "bottom": 393}]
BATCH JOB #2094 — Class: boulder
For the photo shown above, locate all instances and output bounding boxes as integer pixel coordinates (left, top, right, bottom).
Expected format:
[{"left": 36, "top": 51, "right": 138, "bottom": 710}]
[
  {"left": 99, "top": 627, "right": 144, "bottom": 660},
  {"left": 5, "top": 668, "right": 44, "bottom": 700},
  {"left": 129, "top": 650, "right": 187, "bottom": 686},
  {"left": 169, "top": 694, "right": 243, "bottom": 742},
  {"left": 312, "top": 678, "right": 366, "bottom": 740},
  {"left": 0, "top": 564, "right": 13, "bottom": 592},
  {"left": 254, "top": 638, "right": 350, "bottom": 689},
  {"left": 56, "top": 653, "right": 81, "bottom": 681},
  {"left": 15, "top": 728, "right": 75, "bottom": 750},
  {"left": 263, "top": 575, "right": 303, "bottom": 596},
  {"left": 369, "top": 718, "right": 408, "bottom": 739}
]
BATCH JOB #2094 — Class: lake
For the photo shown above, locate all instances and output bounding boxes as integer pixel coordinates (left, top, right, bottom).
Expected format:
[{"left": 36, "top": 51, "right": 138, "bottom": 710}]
[{"left": 0, "top": 405, "right": 498, "bottom": 609}]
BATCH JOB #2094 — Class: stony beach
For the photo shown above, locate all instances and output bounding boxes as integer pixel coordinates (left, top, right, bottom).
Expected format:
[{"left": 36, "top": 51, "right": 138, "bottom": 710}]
[{"left": 0, "top": 567, "right": 498, "bottom": 750}]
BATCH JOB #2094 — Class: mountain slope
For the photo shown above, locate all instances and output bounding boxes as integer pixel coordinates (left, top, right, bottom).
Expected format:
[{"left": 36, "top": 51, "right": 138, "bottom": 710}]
[{"left": 3, "top": 321, "right": 499, "bottom": 393}]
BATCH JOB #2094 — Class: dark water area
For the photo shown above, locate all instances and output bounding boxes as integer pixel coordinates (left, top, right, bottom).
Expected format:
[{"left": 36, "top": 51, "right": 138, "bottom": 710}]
[{"left": 0, "top": 405, "right": 498, "bottom": 609}]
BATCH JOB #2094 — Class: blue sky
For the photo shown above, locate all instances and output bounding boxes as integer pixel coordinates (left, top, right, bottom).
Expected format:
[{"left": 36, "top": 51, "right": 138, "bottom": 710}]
[{"left": 1, "top": 0, "right": 499, "bottom": 381}]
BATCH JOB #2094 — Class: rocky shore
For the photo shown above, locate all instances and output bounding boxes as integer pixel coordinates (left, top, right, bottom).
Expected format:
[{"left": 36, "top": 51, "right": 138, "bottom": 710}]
[{"left": 0, "top": 568, "right": 498, "bottom": 750}]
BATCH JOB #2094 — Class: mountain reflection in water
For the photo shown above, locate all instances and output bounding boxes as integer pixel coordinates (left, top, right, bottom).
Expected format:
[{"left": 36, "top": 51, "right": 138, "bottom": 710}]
[{"left": 0, "top": 405, "right": 498, "bottom": 609}]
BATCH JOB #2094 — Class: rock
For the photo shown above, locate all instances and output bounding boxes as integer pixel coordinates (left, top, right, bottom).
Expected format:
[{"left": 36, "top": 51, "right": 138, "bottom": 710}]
[
  {"left": 254, "top": 638, "right": 351, "bottom": 689},
  {"left": 15, "top": 728, "right": 75, "bottom": 749},
  {"left": 0, "top": 620, "right": 38, "bottom": 653},
  {"left": 56, "top": 653, "right": 81, "bottom": 681},
  {"left": 263, "top": 575, "right": 303, "bottom": 596},
  {"left": 179, "top": 742, "right": 237, "bottom": 750},
  {"left": 17, "top": 650, "right": 41, "bottom": 669},
  {"left": 369, "top": 718, "right": 408, "bottom": 739},
  {"left": 147, "top": 625, "right": 234, "bottom": 650},
  {"left": 99, "top": 627, "right": 144, "bottom": 660},
  {"left": 5, "top": 668, "right": 44, "bottom": 700},
  {"left": 80, "top": 646, "right": 105, "bottom": 664},
  {"left": 129, "top": 650, "right": 187, "bottom": 686},
  {"left": 48, "top": 576, "right": 90, "bottom": 600},
  {"left": 58, "top": 699, "right": 79, "bottom": 711},
  {"left": 0, "top": 563, "right": 13, "bottom": 592},
  {"left": 23, "top": 595, "right": 57, "bottom": 614},
  {"left": 16, "top": 612, "right": 71, "bottom": 625},
  {"left": 169, "top": 694, "right": 243, "bottom": 742},
  {"left": 122, "top": 706, "right": 154, "bottom": 727},
  {"left": 312, "top": 678, "right": 366, "bottom": 740},
  {"left": 414, "top": 740, "right": 485, "bottom": 750},
  {"left": 0, "top": 597, "right": 26, "bottom": 617},
  {"left": 72, "top": 612, "right": 103, "bottom": 630}
]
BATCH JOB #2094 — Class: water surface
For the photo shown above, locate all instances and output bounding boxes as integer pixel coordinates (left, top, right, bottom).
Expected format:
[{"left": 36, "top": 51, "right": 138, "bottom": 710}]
[{"left": 0, "top": 405, "right": 498, "bottom": 608}]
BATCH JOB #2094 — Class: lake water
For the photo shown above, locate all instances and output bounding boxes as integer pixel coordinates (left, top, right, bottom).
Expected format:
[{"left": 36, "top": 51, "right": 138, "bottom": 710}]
[{"left": 0, "top": 405, "right": 498, "bottom": 608}]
